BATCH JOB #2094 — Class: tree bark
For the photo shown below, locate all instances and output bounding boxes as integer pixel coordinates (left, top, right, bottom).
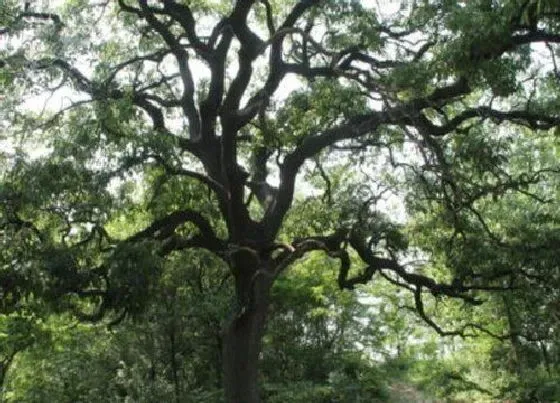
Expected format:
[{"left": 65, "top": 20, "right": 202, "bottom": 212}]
[{"left": 222, "top": 267, "right": 272, "bottom": 403}]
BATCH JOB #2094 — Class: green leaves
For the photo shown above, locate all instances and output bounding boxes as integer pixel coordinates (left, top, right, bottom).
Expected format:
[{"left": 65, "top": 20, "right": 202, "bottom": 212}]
[
  {"left": 1, "top": 0, "right": 560, "bottom": 400},
  {"left": 106, "top": 240, "right": 163, "bottom": 315},
  {"left": 0, "top": 313, "right": 44, "bottom": 356},
  {"left": 274, "top": 79, "right": 368, "bottom": 148}
]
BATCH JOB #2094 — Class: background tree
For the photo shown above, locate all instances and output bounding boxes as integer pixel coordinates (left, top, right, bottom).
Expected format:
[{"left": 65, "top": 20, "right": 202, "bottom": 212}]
[{"left": 2, "top": 0, "right": 560, "bottom": 401}]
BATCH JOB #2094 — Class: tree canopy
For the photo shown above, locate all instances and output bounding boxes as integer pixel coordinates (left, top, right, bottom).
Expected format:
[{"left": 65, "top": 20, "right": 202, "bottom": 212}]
[{"left": 2, "top": 0, "right": 560, "bottom": 401}]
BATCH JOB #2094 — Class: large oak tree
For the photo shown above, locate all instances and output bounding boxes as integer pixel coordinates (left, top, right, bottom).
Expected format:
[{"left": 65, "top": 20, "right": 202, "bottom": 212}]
[{"left": 2, "top": 0, "right": 560, "bottom": 401}]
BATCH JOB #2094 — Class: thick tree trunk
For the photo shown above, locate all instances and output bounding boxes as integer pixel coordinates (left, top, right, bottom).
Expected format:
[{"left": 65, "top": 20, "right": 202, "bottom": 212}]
[{"left": 222, "top": 269, "right": 272, "bottom": 403}]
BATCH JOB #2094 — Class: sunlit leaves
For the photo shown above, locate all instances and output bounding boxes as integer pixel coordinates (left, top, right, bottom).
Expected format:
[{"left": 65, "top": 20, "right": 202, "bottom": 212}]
[
  {"left": 320, "top": 0, "right": 382, "bottom": 50},
  {"left": 274, "top": 79, "right": 368, "bottom": 148},
  {"left": 0, "top": 312, "right": 47, "bottom": 373},
  {"left": 0, "top": 0, "right": 559, "bottom": 400}
]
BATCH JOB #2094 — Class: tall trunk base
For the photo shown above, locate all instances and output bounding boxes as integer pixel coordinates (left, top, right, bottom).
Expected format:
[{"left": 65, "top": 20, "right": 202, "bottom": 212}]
[{"left": 222, "top": 275, "right": 271, "bottom": 403}]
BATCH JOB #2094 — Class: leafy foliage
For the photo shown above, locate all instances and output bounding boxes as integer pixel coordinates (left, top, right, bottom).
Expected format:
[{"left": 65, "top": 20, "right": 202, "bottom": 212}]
[{"left": 2, "top": 0, "right": 560, "bottom": 401}]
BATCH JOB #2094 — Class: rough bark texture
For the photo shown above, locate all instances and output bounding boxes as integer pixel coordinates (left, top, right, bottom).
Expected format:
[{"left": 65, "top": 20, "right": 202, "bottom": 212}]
[{"left": 223, "top": 267, "right": 272, "bottom": 403}]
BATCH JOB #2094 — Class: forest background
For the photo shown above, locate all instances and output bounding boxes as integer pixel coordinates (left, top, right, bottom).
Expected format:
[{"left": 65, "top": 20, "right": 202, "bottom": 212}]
[{"left": 1, "top": 0, "right": 560, "bottom": 401}]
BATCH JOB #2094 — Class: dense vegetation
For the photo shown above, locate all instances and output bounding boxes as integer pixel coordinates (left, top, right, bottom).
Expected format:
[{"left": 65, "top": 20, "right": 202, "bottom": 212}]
[{"left": 2, "top": 0, "right": 560, "bottom": 401}]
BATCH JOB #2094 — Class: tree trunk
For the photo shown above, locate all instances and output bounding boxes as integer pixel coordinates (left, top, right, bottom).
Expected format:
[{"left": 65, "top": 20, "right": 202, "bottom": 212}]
[
  {"left": 1, "top": 353, "right": 16, "bottom": 396},
  {"left": 222, "top": 268, "right": 272, "bottom": 403}
]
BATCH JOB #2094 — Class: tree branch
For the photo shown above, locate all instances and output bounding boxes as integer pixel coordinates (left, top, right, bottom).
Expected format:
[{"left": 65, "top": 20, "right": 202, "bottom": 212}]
[
  {"left": 122, "top": 0, "right": 202, "bottom": 141},
  {"left": 128, "top": 209, "right": 221, "bottom": 248}
]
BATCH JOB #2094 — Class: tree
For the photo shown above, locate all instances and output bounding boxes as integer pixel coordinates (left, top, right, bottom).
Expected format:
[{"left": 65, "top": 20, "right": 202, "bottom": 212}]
[{"left": 1, "top": 0, "right": 560, "bottom": 401}]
